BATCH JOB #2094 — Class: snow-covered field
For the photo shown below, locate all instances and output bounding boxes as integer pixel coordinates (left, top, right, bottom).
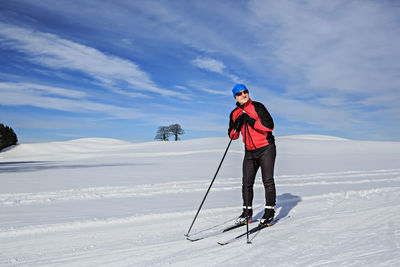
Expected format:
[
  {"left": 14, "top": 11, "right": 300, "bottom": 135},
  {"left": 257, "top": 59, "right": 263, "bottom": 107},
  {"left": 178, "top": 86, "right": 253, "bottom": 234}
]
[{"left": 1, "top": 135, "right": 399, "bottom": 266}]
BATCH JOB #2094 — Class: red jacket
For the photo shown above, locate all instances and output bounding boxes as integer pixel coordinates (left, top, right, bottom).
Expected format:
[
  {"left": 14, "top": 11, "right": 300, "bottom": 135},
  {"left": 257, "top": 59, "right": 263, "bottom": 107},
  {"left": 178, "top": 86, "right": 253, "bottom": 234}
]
[{"left": 228, "top": 98, "right": 275, "bottom": 150}]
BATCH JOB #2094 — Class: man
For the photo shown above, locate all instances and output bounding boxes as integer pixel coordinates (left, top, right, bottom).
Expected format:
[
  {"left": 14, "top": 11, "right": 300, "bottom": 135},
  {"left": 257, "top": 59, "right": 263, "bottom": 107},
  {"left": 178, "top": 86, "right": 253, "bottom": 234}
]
[{"left": 228, "top": 84, "right": 277, "bottom": 226}]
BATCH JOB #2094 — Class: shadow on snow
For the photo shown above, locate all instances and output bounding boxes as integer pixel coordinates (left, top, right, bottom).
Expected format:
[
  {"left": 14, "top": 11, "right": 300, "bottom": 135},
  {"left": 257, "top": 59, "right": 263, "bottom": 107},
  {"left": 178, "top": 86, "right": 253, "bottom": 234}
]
[
  {"left": 0, "top": 161, "right": 156, "bottom": 173},
  {"left": 254, "top": 193, "right": 302, "bottom": 221}
]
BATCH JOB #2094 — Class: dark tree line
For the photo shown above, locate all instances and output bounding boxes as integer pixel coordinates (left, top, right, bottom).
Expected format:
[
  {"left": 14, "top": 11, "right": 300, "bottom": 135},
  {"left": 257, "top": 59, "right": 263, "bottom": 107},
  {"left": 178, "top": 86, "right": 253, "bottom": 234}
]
[
  {"left": 0, "top": 123, "right": 18, "bottom": 151},
  {"left": 155, "top": 124, "right": 185, "bottom": 141}
]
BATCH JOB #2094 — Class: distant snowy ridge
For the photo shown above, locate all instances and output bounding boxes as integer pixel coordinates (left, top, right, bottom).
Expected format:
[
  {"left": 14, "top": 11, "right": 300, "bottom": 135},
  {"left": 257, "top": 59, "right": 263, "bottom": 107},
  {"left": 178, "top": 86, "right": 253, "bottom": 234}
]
[
  {"left": 2, "top": 134, "right": 399, "bottom": 161},
  {"left": 279, "top": 135, "right": 350, "bottom": 141}
]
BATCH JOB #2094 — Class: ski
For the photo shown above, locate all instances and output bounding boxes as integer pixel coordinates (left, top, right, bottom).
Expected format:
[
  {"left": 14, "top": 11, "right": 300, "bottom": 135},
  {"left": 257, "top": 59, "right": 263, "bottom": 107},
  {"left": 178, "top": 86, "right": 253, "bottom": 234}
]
[
  {"left": 217, "top": 219, "right": 278, "bottom": 246},
  {"left": 186, "top": 219, "right": 258, "bottom": 242}
]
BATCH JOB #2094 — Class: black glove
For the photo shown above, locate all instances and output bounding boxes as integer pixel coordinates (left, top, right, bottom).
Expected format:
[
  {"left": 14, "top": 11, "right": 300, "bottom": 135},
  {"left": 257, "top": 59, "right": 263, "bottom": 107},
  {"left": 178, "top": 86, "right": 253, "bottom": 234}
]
[
  {"left": 234, "top": 115, "right": 244, "bottom": 131},
  {"left": 242, "top": 113, "right": 256, "bottom": 127}
]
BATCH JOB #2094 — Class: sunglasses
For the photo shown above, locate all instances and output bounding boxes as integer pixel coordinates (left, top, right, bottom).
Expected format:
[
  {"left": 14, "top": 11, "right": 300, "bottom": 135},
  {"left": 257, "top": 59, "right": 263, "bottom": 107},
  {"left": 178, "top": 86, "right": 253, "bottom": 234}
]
[{"left": 235, "top": 90, "right": 249, "bottom": 97}]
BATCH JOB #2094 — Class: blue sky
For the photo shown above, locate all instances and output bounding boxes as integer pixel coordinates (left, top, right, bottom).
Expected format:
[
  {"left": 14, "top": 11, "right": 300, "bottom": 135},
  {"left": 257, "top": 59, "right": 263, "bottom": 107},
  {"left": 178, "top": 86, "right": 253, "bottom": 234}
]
[{"left": 0, "top": 0, "right": 399, "bottom": 143}]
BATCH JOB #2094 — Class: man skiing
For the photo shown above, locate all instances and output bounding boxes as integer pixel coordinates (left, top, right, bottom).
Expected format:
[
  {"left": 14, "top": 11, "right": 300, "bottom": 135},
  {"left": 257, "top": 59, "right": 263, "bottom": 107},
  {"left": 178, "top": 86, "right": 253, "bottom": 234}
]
[{"left": 228, "top": 84, "right": 277, "bottom": 226}]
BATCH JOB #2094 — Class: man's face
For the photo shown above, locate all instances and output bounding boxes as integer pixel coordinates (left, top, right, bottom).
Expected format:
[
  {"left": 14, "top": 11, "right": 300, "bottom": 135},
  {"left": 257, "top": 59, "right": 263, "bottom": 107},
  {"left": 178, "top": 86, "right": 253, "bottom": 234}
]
[{"left": 235, "top": 90, "right": 249, "bottom": 105}]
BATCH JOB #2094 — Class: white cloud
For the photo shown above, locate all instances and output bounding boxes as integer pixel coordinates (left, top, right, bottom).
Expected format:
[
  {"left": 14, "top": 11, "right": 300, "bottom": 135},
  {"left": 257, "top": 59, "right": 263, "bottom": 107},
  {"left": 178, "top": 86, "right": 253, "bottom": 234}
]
[
  {"left": 0, "top": 22, "right": 181, "bottom": 98},
  {"left": 249, "top": 0, "right": 400, "bottom": 97},
  {"left": 0, "top": 82, "right": 87, "bottom": 99},
  {"left": 174, "top": 85, "right": 189, "bottom": 91},
  {"left": 0, "top": 82, "right": 139, "bottom": 119},
  {"left": 201, "top": 88, "right": 231, "bottom": 96},
  {"left": 242, "top": 0, "right": 400, "bottom": 139},
  {"left": 266, "top": 95, "right": 351, "bottom": 129},
  {"left": 192, "top": 57, "right": 242, "bottom": 83},
  {"left": 192, "top": 57, "right": 226, "bottom": 74},
  {"left": 187, "top": 80, "right": 233, "bottom": 97}
]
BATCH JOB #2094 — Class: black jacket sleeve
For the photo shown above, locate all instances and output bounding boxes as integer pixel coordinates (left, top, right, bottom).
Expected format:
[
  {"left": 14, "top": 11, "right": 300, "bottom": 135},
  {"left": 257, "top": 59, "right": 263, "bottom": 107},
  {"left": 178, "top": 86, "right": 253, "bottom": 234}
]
[
  {"left": 252, "top": 101, "right": 274, "bottom": 130},
  {"left": 228, "top": 109, "right": 241, "bottom": 139}
]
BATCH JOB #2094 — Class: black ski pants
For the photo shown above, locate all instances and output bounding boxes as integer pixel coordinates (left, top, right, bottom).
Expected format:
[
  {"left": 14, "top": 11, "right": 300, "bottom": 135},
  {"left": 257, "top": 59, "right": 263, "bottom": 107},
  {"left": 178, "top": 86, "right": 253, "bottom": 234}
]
[{"left": 242, "top": 143, "right": 276, "bottom": 208}]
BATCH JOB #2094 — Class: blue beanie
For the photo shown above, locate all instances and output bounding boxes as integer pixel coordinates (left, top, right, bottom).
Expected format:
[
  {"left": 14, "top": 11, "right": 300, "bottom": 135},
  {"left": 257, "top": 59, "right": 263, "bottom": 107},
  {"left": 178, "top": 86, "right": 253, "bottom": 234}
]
[{"left": 232, "top": 84, "right": 248, "bottom": 98}]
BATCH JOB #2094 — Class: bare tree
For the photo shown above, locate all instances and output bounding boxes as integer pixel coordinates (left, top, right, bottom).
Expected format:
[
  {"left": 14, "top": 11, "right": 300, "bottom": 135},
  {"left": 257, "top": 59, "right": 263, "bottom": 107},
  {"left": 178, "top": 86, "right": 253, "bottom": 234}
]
[
  {"left": 168, "top": 124, "right": 185, "bottom": 141},
  {"left": 154, "top": 126, "right": 172, "bottom": 141}
]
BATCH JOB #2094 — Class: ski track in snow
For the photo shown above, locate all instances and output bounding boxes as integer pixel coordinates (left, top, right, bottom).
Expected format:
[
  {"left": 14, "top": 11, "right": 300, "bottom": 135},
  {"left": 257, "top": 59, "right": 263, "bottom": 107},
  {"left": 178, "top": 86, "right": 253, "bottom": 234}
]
[
  {"left": 1, "top": 168, "right": 399, "bottom": 240},
  {"left": 1, "top": 169, "right": 399, "bottom": 207}
]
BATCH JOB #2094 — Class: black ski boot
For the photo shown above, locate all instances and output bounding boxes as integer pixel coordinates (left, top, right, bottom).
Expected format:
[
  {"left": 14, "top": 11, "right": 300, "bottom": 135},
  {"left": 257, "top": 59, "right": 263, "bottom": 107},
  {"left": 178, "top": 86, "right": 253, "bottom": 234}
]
[
  {"left": 260, "top": 207, "right": 274, "bottom": 226},
  {"left": 235, "top": 207, "right": 253, "bottom": 224}
]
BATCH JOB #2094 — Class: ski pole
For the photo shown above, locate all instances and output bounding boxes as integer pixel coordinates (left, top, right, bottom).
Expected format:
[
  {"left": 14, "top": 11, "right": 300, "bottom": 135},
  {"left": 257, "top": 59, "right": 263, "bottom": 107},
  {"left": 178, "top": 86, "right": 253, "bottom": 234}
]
[
  {"left": 185, "top": 130, "right": 236, "bottom": 237},
  {"left": 243, "top": 121, "right": 250, "bottom": 244}
]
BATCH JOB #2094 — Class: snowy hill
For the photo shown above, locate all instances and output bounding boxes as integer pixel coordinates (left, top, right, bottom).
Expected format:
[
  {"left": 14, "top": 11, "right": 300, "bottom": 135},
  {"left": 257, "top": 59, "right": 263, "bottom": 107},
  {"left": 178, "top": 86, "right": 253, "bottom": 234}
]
[{"left": 0, "top": 135, "right": 400, "bottom": 266}]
